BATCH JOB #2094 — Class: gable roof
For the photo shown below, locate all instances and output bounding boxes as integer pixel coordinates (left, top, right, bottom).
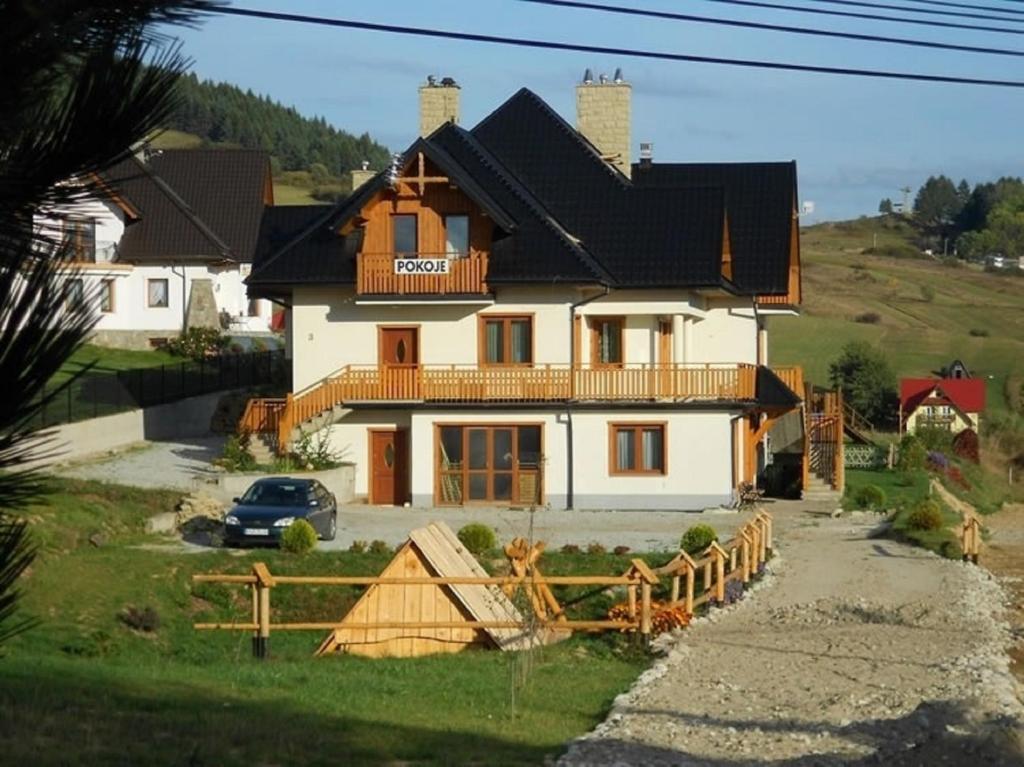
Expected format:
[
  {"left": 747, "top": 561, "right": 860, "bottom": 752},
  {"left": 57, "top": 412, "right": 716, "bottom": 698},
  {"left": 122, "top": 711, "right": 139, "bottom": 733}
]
[
  {"left": 900, "top": 378, "right": 986, "bottom": 415},
  {"left": 101, "top": 149, "right": 271, "bottom": 263},
  {"left": 249, "top": 87, "right": 794, "bottom": 293}
]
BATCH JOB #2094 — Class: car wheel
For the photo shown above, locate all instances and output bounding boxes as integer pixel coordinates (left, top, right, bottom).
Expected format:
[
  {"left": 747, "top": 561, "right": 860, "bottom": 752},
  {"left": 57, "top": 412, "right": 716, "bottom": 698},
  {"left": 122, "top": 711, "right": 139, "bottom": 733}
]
[{"left": 322, "top": 513, "right": 337, "bottom": 541}]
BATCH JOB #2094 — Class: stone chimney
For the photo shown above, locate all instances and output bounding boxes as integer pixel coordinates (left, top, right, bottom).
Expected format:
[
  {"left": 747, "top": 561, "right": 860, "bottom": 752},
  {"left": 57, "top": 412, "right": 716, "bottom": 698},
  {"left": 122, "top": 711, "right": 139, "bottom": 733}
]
[
  {"left": 350, "top": 160, "right": 375, "bottom": 192},
  {"left": 575, "top": 68, "right": 631, "bottom": 178},
  {"left": 419, "top": 75, "right": 460, "bottom": 137}
]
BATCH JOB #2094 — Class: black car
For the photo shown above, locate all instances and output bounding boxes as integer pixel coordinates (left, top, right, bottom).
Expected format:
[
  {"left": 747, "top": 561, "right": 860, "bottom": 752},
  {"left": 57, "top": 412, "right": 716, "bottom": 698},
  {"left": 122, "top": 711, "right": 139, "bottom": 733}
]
[{"left": 223, "top": 477, "right": 337, "bottom": 546}]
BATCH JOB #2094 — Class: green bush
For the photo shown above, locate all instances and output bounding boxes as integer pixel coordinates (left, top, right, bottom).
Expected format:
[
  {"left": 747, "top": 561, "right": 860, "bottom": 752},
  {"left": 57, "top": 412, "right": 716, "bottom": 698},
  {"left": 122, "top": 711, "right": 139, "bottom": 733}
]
[
  {"left": 586, "top": 542, "right": 606, "bottom": 555},
  {"left": 680, "top": 524, "right": 718, "bottom": 555},
  {"left": 348, "top": 540, "right": 367, "bottom": 554},
  {"left": 368, "top": 539, "right": 390, "bottom": 555},
  {"left": 216, "top": 432, "right": 256, "bottom": 472},
  {"left": 919, "top": 284, "right": 935, "bottom": 302},
  {"left": 280, "top": 519, "right": 317, "bottom": 554},
  {"left": 560, "top": 543, "right": 581, "bottom": 554},
  {"left": 292, "top": 428, "right": 344, "bottom": 471},
  {"left": 915, "top": 427, "right": 954, "bottom": 453},
  {"left": 457, "top": 523, "right": 497, "bottom": 555},
  {"left": 853, "top": 484, "right": 887, "bottom": 511},
  {"left": 897, "top": 434, "right": 927, "bottom": 472},
  {"left": 905, "top": 500, "right": 943, "bottom": 531},
  {"left": 166, "top": 326, "right": 228, "bottom": 360}
]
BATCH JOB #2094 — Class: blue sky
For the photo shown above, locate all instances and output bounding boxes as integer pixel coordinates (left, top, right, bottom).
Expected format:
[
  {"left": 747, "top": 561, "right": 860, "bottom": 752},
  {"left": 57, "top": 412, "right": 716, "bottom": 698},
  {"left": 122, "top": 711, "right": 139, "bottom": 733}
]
[{"left": 169, "top": 0, "right": 1024, "bottom": 221}]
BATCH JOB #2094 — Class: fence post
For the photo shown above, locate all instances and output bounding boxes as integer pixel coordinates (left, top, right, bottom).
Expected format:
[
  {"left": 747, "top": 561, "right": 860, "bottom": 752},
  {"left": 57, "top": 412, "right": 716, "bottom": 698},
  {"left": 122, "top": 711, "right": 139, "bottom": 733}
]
[
  {"left": 252, "top": 562, "right": 275, "bottom": 659},
  {"left": 705, "top": 542, "right": 727, "bottom": 605},
  {"left": 640, "top": 580, "right": 652, "bottom": 643},
  {"left": 740, "top": 530, "right": 751, "bottom": 585}
]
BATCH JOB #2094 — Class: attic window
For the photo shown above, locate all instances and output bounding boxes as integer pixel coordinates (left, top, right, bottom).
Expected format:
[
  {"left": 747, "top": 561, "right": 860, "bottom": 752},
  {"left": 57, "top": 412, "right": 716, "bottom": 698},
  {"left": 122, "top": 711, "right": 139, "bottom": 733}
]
[
  {"left": 445, "top": 215, "right": 469, "bottom": 257},
  {"left": 392, "top": 214, "right": 417, "bottom": 256}
]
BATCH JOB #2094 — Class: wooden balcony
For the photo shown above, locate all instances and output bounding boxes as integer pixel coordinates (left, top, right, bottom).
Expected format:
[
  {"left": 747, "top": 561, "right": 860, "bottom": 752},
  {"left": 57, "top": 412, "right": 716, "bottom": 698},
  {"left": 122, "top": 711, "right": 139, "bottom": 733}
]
[
  {"left": 356, "top": 251, "right": 489, "bottom": 296},
  {"left": 770, "top": 366, "right": 805, "bottom": 399},
  {"left": 320, "top": 363, "right": 757, "bottom": 404}
]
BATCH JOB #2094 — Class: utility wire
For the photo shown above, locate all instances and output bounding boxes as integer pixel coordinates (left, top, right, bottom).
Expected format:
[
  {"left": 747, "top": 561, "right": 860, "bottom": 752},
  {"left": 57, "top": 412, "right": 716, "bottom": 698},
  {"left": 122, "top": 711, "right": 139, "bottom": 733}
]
[
  {"left": 796, "top": 0, "right": 1024, "bottom": 24},
  {"left": 694, "top": 0, "right": 1024, "bottom": 35},
  {"left": 844, "top": 0, "right": 1024, "bottom": 16},
  {"left": 214, "top": 6, "right": 1024, "bottom": 88},
  {"left": 519, "top": 0, "right": 1024, "bottom": 58}
]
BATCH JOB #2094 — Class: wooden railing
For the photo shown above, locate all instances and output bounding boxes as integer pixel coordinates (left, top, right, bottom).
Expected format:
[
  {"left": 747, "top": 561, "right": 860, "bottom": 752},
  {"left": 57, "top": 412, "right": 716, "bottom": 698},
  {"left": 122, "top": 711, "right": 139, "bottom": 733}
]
[
  {"left": 356, "top": 251, "right": 489, "bottom": 295},
  {"left": 807, "top": 389, "right": 845, "bottom": 492},
  {"left": 238, "top": 397, "right": 287, "bottom": 437},
  {"left": 770, "top": 365, "right": 804, "bottom": 399}
]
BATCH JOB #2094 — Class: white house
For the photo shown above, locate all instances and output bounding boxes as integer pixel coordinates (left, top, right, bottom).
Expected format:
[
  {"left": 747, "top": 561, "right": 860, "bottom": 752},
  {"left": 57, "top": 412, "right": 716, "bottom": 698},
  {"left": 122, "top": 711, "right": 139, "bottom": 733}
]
[
  {"left": 243, "top": 75, "right": 804, "bottom": 511},
  {"left": 37, "top": 148, "right": 277, "bottom": 349}
]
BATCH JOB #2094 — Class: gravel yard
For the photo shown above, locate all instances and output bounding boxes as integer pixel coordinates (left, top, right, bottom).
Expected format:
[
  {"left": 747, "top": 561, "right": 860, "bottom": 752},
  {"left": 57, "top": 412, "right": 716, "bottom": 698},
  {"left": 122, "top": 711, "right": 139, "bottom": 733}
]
[
  {"left": 561, "top": 508, "right": 1024, "bottom": 766},
  {"left": 53, "top": 436, "right": 225, "bottom": 491}
]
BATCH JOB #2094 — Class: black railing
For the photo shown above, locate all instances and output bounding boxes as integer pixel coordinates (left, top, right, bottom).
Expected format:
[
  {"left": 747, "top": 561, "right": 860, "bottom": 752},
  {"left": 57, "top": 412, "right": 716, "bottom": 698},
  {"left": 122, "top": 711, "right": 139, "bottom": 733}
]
[{"left": 29, "top": 349, "right": 287, "bottom": 431}]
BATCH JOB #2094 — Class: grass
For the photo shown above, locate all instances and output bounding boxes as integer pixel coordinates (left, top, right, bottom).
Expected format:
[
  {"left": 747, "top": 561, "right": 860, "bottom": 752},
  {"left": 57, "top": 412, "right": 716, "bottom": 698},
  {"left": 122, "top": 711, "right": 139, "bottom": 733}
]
[
  {"left": 1, "top": 478, "right": 654, "bottom": 766},
  {"left": 51, "top": 344, "right": 178, "bottom": 388},
  {"left": 273, "top": 182, "right": 326, "bottom": 206}
]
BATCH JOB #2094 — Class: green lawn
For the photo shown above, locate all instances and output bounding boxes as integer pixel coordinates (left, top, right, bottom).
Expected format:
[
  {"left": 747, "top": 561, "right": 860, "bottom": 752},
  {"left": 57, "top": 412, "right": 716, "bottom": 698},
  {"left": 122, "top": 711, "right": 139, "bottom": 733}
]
[
  {"left": 52, "top": 344, "right": 178, "bottom": 387},
  {"left": 1, "top": 478, "right": 652, "bottom": 766}
]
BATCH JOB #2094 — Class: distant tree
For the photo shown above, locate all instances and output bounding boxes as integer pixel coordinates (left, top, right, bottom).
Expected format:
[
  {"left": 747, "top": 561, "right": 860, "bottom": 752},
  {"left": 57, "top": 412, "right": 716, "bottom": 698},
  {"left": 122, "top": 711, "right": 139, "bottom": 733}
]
[
  {"left": 878, "top": 198, "right": 894, "bottom": 215},
  {"left": 0, "top": 0, "right": 211, "bottom": 644},
  {"left": 956, "top": 179, "right": 971, "bottom": 206},
  {"left": 914, "top": 175, "right": 962, "bottom": 236},
  {"left": 963, "top": 193, "right": 1024, "bottom": 260},
  {"left": 957, "top": 177, "right": 1024, "bottom": 233},
  {"left": 828, "top": 342, "right": 899, "bottom": 428}
]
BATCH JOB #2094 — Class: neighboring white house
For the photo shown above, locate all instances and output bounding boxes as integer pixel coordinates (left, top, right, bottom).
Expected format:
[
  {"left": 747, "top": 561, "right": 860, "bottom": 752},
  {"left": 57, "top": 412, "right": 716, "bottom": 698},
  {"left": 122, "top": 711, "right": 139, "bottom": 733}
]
[
  {"left": 37, "top": 148, "right": 277, "bottom": 349},
  {"left": 244, "top": 75, "right": 804, "bottom": 511}
]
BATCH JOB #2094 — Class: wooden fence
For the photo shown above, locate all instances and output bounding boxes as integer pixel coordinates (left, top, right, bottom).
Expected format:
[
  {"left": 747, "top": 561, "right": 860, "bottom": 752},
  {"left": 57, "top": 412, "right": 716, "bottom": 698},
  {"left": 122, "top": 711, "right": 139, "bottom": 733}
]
[
  {"left": 193, "top": 512, "right": 774, "bottom": 658},
  {"left": 960, "top": 516, "right": 982, "bottom": 564}
]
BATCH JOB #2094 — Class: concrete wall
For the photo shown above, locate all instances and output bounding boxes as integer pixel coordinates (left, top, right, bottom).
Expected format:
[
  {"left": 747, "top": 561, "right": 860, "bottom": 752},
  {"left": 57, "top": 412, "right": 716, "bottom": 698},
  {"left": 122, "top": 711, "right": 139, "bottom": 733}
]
[
  {"left": 208, "top": 464, "right": 356, "bottom": 505},
  {"left": 20, "top": 390, "right": 230, "bottom": 471}
]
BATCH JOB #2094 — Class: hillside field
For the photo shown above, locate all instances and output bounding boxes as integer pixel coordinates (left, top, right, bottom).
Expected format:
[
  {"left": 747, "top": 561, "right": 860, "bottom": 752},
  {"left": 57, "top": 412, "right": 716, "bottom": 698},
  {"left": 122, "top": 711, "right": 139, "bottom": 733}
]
[{"left": 771, "top": 217, "right": 1024, "bottom": 420}]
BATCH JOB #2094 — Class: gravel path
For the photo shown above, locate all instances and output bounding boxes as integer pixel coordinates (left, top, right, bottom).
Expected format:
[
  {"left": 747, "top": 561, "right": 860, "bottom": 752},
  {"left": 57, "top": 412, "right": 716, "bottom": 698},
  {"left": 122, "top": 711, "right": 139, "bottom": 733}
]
[
  {"left": 561, "top": 507, "right": 1024, "bottom": 766},
  {"left": 53, "top": 436, "right": 226, "bottom": 492}
]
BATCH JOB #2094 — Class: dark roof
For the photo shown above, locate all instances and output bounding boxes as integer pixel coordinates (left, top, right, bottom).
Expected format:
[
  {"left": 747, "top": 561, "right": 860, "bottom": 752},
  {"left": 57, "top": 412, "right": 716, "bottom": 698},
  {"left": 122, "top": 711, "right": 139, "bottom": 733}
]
[
  {"left": 101, "top": 149, "right": 271, "bottom": 263},
  {"left": 632, "top": 162, "right": 797, "bottom": 294},
  {"left": 249, "top": 87, "right": 795, "bottom": 293}
]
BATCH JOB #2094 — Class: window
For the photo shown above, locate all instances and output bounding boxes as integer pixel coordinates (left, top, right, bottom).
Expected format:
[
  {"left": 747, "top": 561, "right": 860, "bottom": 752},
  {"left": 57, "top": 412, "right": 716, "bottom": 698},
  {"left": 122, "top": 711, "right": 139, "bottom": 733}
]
[
  {"left": 248, "top": 298, "right": 261, "bottom": 317},
  {"left": 392, "top": 214, "right": 418, "bottom": 255},
  {"left": 147, "top": 278, "right": 169, "bottom": 308},
  {"left": 445, "top": 215, "right": 469, "bottom": 257},
  {"left": 64, "top": 278, "right": 84, "bottom": 310},
  {"left": 480, "top": 315, "right": 532, "bottom": 365},
  {"left": 591, "top": 317, "right": 624, "bottom": 366},
  {"left": 99, "top": 279, "right": 115, "bottom": 313},
  {"left": 610, "top": 423, "right": 666, "bottom": 475},
  {"left": 62, "top": 218, "right": 96, "bottom": 262},
  {"left": 437, "top": 424, "right": 542, "bottom": 505}
]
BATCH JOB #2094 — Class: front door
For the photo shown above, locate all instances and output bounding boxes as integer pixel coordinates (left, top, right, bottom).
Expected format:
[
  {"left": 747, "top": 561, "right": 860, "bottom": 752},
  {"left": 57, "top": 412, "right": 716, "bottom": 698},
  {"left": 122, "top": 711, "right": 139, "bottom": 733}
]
[
  {"left": 370, "top": 429, "right": 408, "bottom": 505},
  {"left": 379, "top": 326, "right": 419, "bottom": 398}
]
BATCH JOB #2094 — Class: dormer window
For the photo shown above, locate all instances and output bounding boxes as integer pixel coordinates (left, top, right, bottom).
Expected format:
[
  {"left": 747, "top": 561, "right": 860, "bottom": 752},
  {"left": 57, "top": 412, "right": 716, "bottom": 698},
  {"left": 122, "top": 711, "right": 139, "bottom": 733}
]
[
  {"left": 445, "top": 215, "right": 469, "bottom": 257},
  {"left": 62, "top": 218, "right": 96, "bottom": 262},
  {"left": 392, "top": 214, "right": 417, "bottom": 256}
]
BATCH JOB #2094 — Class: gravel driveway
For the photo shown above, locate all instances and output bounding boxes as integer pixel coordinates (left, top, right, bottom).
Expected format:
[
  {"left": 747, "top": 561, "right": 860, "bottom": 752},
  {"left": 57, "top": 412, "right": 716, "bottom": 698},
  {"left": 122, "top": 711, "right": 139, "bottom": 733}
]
[
  {"left": 561, "top": 505, "right": 1024, "bottom": 766},
  {"left": 53, "top": 436, "right": 226, "bottom": 491}
]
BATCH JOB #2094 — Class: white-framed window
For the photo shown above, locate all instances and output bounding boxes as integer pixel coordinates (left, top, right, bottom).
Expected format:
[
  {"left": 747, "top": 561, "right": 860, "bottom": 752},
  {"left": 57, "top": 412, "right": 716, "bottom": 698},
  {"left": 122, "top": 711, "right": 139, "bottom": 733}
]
[
  {"left": 99, "top": 279, "right": 115, "bottom": 313},
  {"left": 64, "top": 278, "right": 85, "bottom": 310},
  {"left": 445, "top": 214, "right": 469, "bottom": 257},
  {"left": 147, "top": 278, "right": 169, "bottom": 308}
]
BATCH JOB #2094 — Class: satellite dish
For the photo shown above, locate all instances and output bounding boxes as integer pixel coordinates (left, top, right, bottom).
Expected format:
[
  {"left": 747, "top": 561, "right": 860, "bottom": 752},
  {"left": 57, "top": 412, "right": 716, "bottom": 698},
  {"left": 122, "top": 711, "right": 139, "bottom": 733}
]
[{"left": 801, "top": 201, "right": 815, "bottom": 216}]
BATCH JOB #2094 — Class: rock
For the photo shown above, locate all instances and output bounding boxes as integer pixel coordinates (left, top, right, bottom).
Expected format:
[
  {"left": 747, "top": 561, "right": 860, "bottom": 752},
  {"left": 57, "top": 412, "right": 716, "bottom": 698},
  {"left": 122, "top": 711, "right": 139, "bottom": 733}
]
[
  {"left": 174, "top": 492, "right": 226, "bottom": 533},
  {"left": 145, "top": 512, "right": 177, "bottom": 535},
  {"left": 88, "top": 532, "right": 106, "bottom": 547}
]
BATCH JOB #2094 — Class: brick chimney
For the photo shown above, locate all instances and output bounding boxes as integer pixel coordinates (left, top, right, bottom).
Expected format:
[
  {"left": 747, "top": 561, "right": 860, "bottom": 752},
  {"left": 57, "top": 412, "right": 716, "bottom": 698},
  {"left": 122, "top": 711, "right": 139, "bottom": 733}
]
[
  {"left": 419, "top": 75, "right": 460, "bottom": 137},
  {"left": 350, "top": 160, "right": 375, "bottom": 192},
  {"left": 575, "top": 68, "right": 631, "bottom": 178}
]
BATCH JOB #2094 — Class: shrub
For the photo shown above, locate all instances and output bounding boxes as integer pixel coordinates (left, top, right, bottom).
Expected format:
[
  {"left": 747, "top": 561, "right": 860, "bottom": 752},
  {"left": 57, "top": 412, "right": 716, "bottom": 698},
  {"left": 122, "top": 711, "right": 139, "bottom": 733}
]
[
  {"left": 166, "top": 326, "right": 228, "bottom": 360},
  {"left": 118, "top": 605, "right": 160, "bottom": 633},
  {"left": 280, "top": 519, "right": 317, "bottom": 554},
  {"left": 613, "top": 545, "right": 631, "bottom": 556},
  {"left": 368, "top": 539, "right": 390, "bottom": 554},
  {"left": 457, "top": 523, "right": 496, "bottom": 555},
  {"left": 216, "top": 432, "right": 256, "bottom": 472},
  {"left": 560, "top": 543, "right": 581, "bottom": 554},
  {"left": 952, "top": 429, "right": 980, "bottom": 464},
  {"left": 251, "top": 338, "right": 268, "bottom": 353},
  {"left": 854, "top": 311, "right": 881, "bottom": 324},
  {"left": 920, "top": 285, "right": 935, "bottom": 302},
  {"left": 926, "top": 451, "right": 949, "bottom": 472},
  {"left": 586, "top": 542, "right": 607, "bottom": 555},
  {"left": 680, "top": 524, "right": 718, "bottom": 555},
  {"left": 897, "top": 434, "right": 927, "bottom": 472},
  {"left": 905, "top": 500, "right": 943, "bottom": 531},
  {"left": 292, "top": 428, "right": 343, "bottom": 471},
  {"left": 348, "top": 540, "right": 367, "bottom": 554},
  {"left": 853, "top": 484, "right": 887, "bottom": 511},
  {"left": 969, "top": 328, "right": 990, "bottom": 337},
  {"left": 915, "top": 427, "right": 954, "bottom": 453}
]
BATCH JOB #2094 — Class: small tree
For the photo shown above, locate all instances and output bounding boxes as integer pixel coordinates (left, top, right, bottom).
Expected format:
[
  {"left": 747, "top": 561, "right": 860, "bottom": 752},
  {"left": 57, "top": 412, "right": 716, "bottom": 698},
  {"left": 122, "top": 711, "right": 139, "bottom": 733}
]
[
  {"left": 828, "top": 342, "right": 899, "bottom": 428},
  {"left": 878, "top": 198, "right": 894, "bottom": 215}
]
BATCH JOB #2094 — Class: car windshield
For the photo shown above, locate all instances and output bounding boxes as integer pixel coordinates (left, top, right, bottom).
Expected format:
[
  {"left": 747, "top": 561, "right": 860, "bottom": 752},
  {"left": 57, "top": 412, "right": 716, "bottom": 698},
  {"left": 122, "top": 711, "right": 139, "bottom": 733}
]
[{"left": 240, "top": 482, "right": 307, "bottom": 507}]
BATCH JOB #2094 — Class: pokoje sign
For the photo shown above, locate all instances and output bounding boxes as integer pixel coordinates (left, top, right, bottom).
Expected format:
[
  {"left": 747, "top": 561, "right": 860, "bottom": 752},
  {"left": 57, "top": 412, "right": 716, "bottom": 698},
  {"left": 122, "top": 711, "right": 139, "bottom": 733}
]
[{"left": 394, "top": 258, "right": 450, "bottom": 275}]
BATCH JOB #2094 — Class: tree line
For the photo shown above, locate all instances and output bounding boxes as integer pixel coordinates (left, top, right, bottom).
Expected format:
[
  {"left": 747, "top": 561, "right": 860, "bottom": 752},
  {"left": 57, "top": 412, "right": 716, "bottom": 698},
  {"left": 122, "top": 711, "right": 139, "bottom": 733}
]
[
  {"left": 881, "top": 175, "right": 1024, "bottom": 262},
  {"left": 167, "top": 72, "right": 391, "bottom": 177}
]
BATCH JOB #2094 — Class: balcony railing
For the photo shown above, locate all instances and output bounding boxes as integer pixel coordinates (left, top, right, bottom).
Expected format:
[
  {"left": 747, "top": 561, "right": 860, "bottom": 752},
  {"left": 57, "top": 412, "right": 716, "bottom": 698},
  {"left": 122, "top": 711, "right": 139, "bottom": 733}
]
[
  {"left": 320, "top": 363, "right": 756, "bottom": 404},
  {"left": 356, "top": 251, "right": 489, "bottom": 296},
  {"left": 771, "top": 366, "right": 805, "bottom": 399}
]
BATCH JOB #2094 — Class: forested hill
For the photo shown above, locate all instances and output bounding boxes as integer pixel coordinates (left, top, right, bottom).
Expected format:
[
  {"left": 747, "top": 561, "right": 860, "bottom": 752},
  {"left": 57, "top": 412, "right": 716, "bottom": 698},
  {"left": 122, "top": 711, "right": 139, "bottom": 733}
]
[{"left": 167, "top": 73, "right": 391, "bottom": 175}]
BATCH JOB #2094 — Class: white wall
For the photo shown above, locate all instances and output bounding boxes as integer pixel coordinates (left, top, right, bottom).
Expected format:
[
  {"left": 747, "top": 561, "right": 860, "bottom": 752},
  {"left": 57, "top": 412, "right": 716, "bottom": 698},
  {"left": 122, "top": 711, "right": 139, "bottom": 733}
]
[{"left": 36, "top": 197, "right": 125, "bottom": 262}]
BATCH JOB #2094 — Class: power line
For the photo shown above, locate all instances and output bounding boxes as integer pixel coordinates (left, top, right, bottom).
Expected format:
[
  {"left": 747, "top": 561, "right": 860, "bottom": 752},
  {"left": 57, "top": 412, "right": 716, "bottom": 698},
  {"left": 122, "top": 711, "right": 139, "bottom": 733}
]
[
  {"left": 857, "top": 0, "right": 1024, "bottom": 16},
  {"left": 796, "top": 0, "right": 1024, "bottom": 24},
  {"left": 213, "top": 6, "right": 1024, "bottom": 88},
  {"left": 518, "top": 0, "right": 1024, "bottom": 58},
  {"left": 694, "top": 0, "right": 1024, "bottom": 35}
]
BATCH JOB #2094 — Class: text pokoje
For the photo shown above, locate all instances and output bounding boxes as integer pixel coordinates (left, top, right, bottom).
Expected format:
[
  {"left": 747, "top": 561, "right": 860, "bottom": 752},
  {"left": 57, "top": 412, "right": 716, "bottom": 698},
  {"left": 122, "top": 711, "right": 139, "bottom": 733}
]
[{"left": 394, "top": 258, "right": 450, "bottom": 275}]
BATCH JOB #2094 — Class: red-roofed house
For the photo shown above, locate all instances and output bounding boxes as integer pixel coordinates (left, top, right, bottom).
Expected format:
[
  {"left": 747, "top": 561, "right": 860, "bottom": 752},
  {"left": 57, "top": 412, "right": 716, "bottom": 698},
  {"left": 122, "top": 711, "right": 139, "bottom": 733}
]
[{"left": 899, "top": 378, "right": 986, "bottom": 436}]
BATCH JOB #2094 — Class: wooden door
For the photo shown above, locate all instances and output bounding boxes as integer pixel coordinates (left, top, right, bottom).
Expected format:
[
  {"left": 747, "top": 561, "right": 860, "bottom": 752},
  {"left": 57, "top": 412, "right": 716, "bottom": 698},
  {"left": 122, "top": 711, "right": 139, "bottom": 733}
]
[
  {"left": 379, "top": 326, "right": 419, "bottom": 399},
  {"left": 370, "top": 429, "right": 408, "bottom": 505}
]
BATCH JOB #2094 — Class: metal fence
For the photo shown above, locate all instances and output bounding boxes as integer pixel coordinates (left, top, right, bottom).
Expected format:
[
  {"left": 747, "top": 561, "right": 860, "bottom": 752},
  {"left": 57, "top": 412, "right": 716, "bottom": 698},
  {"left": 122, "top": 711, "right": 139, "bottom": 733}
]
[{"left": 29, "top": 349, "right": 287, "bottom": 431}]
